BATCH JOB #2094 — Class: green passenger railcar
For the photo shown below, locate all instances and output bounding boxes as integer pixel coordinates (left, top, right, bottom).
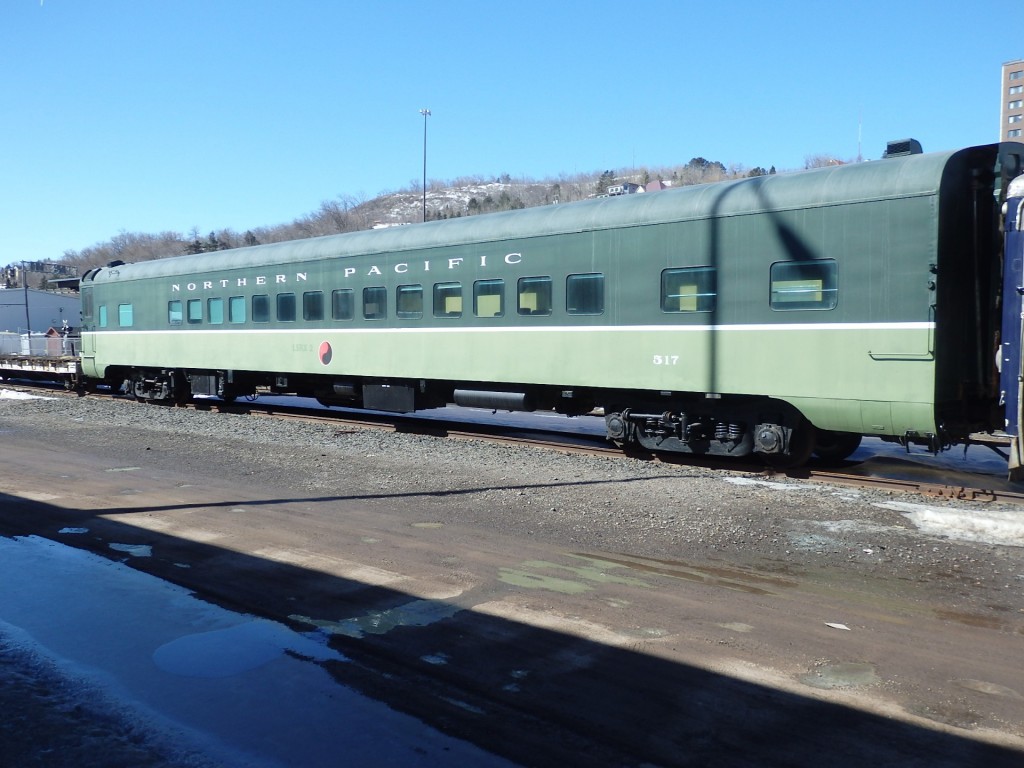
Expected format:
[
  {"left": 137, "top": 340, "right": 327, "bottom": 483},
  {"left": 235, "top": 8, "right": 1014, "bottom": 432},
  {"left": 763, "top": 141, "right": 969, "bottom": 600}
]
[{"left": 79, "top": 142, "right": 1013, "bottom": 466}]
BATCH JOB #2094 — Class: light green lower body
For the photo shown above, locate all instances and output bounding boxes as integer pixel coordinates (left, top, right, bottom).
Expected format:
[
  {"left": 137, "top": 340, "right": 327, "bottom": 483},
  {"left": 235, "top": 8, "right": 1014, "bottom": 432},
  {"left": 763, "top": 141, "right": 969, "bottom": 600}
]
[{"left": 82, "top": 322, "right": 936, "bottom": 436}]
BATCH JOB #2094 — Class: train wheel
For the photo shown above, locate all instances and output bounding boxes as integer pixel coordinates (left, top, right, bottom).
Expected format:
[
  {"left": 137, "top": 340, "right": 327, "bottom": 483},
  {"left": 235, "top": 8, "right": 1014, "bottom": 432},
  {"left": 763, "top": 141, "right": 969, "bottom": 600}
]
[
  {"left": 813, "top": 430, "right": 862, "bottom": 463},
  {"left": 604, "top": 408, "right": 629, "bottom": 449},
  {"left": 759, "top": 419, "right": 816, "bottom": 469},
  {"left": 130, "top": 372, "right": 149, "bottom": 402}
]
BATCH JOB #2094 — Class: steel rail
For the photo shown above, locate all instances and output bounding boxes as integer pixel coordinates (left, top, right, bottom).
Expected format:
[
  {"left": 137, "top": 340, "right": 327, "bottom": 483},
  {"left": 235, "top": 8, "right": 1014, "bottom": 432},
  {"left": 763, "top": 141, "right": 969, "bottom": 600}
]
[
  {"left": 5, "top": 380, "right": 1023, "bottom": 503},
  {"left": 231, "top": 402, "right": 1024, "bottom": 502},
  {"left": 787, "top": 467, "right": 1024, "bottom": 503}
]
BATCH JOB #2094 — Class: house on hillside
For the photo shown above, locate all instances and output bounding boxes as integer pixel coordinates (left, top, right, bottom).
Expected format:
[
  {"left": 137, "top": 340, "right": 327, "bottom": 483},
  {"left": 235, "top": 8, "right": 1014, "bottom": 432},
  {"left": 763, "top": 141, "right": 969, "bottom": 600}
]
[{"left": 607, "top": 183, "right": 641, "bottom": 196}]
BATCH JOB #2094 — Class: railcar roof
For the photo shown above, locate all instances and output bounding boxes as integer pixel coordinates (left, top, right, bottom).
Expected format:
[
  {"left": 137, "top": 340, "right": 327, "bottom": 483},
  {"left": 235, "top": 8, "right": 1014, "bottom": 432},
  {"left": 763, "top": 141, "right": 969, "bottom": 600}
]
[{"left": 86, "top": 146, "right": 976, "bottom": 282}]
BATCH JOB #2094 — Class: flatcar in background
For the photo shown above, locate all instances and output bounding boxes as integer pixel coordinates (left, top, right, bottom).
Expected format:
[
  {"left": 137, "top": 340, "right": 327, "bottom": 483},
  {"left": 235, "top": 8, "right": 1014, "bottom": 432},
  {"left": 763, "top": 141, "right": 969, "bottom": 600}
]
[{"left": 75, "top": 140, "right": 1024, "bottom": 474}]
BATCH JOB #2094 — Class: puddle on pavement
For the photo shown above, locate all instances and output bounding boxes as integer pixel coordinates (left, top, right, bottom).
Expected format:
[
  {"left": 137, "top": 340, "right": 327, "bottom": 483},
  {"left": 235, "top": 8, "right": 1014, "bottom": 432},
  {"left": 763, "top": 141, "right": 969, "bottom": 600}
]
[
  {"left": 952, "top": 679, "right": 1024, "bottom": 700},
  {"left": 290, "top": 598, "right": 461, "bottom": 639},
  {"left": 498, "top": 553, "right": 790, "bottom": 597},
  {"left": 574, "top": 552, "right": 796, "bottom": 596},
  {"left": 499, "top": 556, "right": 653, "bottom": 595},
  {"left": 800, "top": 661, "right": 878, "bottom": 690},
  {"left": 499, "top": 568, "right": 594, "bottom": 594},
  {"left": 718, "top": 622, "right": 755, "bottom": 633},
  {"left": 934, "top": 608, "right": 1008, "bottom": 631},
  {"left": 154, "top": 619, "right": 343, "bottom": 677}
]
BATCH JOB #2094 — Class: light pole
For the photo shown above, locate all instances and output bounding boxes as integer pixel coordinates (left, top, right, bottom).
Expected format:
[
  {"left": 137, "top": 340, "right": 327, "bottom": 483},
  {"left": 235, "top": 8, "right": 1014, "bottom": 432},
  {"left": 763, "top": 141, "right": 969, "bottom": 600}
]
[
  {"left": 419, "top": 108, "right": 430, "bottom": 222},
  {"left": 21, "top": 261, "right": 31, "bottom": 338}
]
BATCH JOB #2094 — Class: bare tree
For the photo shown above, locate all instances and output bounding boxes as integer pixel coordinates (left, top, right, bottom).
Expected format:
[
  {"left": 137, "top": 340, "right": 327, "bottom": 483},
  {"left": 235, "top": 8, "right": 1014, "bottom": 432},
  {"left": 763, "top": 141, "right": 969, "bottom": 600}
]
[
  {"left": 804, "top": 154, "right": 846, "bottom": 169},
  {"left": 51, "top": 148, "right": 808, "bottom": 272}
]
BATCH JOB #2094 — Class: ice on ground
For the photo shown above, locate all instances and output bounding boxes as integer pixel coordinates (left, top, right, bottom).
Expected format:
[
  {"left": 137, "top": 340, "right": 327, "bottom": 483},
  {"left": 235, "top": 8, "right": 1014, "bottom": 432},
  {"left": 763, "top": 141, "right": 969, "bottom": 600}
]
[
  {"left": 0, "top": 535, "right": 515, "bottom": 768},
  {"left": 109, "top": 542, "right": 153, "bottom": 557},
  {"left": 0, "top": 388, "right": 51, "bottom": 400},
  {"left": 727, "top": 477, "right": 819, "bottom": 491},
  {"left": 876, "top": 501, "right": 1024, "bottom": 547}
]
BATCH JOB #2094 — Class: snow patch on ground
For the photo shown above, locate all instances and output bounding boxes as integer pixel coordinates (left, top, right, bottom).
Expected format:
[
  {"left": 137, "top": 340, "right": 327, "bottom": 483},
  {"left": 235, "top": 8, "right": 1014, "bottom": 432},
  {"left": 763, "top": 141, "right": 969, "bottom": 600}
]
[
  {"left": 876, "top": 501, "right": 1024, "bottom": 547},
  {"left": 726, "top": 477, "right": 820, "bottom": 491},
  {"left": 0, "top": 388, "right": 52, "bottom": 400},
  {"left": 109, "top": 542, "right": 153, "bottom": 557}
]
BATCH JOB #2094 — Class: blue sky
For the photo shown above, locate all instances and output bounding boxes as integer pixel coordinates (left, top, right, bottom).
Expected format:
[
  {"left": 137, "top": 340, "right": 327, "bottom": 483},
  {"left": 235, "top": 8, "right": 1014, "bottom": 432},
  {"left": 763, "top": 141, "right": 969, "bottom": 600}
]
[{"left": 1, "top": 1, "right": 1019, "bottom": 262}]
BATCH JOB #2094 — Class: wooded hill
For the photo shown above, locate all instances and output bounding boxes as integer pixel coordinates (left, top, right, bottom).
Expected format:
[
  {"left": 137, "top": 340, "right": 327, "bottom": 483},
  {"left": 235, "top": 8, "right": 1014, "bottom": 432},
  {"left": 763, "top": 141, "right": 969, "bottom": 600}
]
[{"left": 41, "top": 153, "right": 809, "bottom": 279}]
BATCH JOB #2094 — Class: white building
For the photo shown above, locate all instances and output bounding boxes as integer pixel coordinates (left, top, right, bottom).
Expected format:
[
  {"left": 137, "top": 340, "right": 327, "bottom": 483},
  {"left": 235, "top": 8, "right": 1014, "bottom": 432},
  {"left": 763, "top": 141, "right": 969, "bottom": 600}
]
[{"left": 0, "top": 287, "right": 81, "bottom": 335}]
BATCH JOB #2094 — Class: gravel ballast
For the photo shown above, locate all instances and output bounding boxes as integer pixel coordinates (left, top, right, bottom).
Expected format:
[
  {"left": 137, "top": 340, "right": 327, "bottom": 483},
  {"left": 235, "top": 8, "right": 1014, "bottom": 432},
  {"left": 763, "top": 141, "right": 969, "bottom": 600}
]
[
  {"left": 2, "top": 391, "right": 1023, "bottom": 766},
  {"left": 1, "top": 392, "right": 1021, "bottom": 593}
]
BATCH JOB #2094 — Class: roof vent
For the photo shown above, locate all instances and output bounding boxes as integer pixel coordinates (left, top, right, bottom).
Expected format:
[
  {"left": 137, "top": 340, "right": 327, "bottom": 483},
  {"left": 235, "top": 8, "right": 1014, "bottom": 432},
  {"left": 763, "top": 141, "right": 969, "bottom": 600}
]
[{"left": 883, "top": 139, "right": 923, "bottom": 158}]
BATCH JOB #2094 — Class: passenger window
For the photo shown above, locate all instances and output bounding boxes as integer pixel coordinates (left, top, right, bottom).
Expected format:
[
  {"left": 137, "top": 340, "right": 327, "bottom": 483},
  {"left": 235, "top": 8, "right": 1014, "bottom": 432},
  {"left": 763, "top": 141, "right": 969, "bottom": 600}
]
[
  {"left": 118, "top": 304, "right": 134, "bottom": 327},
  {"left": 332, "top": 289, "right": 354, "bottom": 321},
  {"left": 517, "top": 276, "right": 552, "bottom": 316},
  {"left": 770, "top": 260, "right": 837, "bottom": 310},
  {"left": 433, "top": 282, "right": 462, "bottom": 318},
  {"left": 662, "top": 267, "right": 716, "bottom": 312},
  {"left": 168, "top": 300, "right": 183, "bottom": 326},
  {"left": 474, "top": 279, "right": 504, "bottom": 318},
  {"left": 98, "top": 305, "right": 108, "bottom": 328},
  {"left": 81, "top": 288, "right": 93, "bottom": 321},
  {"left": 363, "top": 286, "right": 387, "bottom": 320},
  {"left": 397, "top": 284, "right": 423, "bottom": 319},
  {"left": 208, "top": 297, "right": 224, "bottom": 324},
  {"left": 228, "top": 296, "right": 246, "bottom": 323},
  {"left": 303, "top": 291, "right": 324, "bottom": 321},
  {"left": 277, "top": 292, "right": 296, "bottom": 322},
  {"left": 187, "top": 299, "right": 202, "bottom": 324},
  {"left": 252, "top": 294, "right": 271, "bottom": 323},
  {"left": 567, "top": 273, "right": 604, "bottom": 315}
]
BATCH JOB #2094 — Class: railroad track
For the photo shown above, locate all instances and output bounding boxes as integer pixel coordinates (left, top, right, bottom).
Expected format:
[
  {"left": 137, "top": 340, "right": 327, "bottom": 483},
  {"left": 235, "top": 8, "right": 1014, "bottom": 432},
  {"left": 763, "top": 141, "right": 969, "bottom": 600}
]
[
  {"left": 198, "top": 396, "right": 1024, "bottom": 504},
  {"left": 5, "top": 380, "right": 1023, "bottom": 504},
  {"left": 785, "top": 466, "right": 1020, "bottom": 503}
]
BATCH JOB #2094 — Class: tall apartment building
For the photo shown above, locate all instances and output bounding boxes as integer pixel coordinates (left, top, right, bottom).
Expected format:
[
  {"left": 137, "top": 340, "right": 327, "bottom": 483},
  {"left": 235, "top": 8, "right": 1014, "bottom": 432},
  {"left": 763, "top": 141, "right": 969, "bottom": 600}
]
[{"left": 1001, "top": 59, "right": 1024, "bottom": 142}]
